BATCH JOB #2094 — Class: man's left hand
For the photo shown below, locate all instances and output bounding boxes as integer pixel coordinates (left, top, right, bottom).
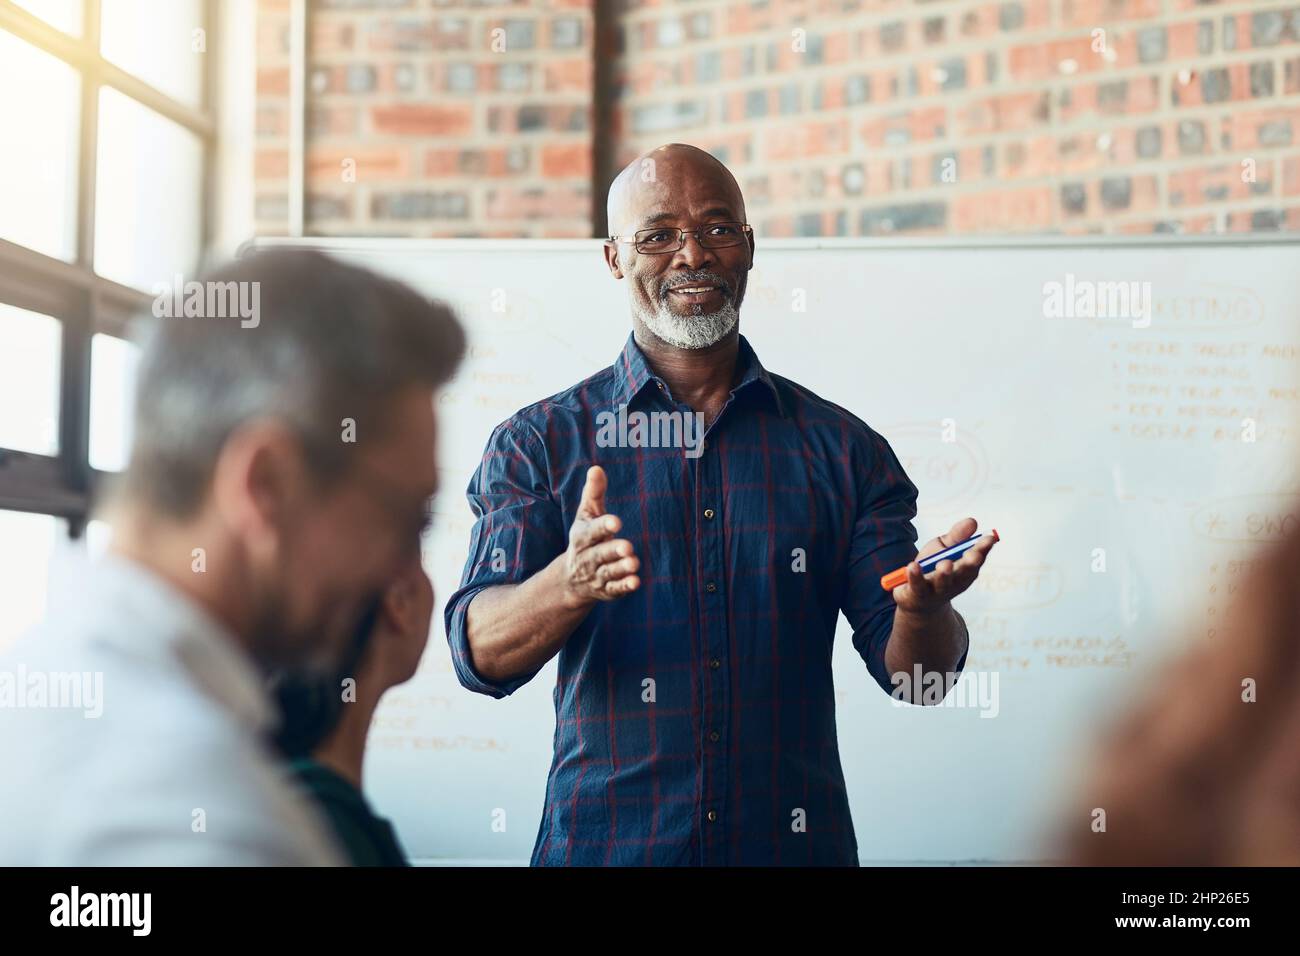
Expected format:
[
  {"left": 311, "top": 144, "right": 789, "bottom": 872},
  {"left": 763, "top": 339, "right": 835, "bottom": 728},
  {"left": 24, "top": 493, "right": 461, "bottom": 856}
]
[{"left": 890, "top": 517, "right": 997, "bottom": 617}]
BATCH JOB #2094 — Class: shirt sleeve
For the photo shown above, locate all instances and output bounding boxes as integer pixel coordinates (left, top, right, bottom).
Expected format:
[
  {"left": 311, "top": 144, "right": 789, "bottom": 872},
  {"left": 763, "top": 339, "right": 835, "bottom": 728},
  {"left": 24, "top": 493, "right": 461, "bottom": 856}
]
[
  {"left": 443, "top": 419, "right": 567, "bottom": 699},
  {"left": 840, "top": 427, "right": 968, "bottom": 697}
]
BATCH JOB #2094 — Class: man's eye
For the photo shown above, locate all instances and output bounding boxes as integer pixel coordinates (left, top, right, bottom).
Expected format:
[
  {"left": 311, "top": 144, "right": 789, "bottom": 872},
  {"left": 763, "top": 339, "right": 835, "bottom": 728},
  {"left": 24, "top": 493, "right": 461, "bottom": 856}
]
[
  {"left": 643, "top": 230, "right": 672, "bottom": 243},
  {"left": 710, "top": 224, "right": 738, "bottom": 235}
]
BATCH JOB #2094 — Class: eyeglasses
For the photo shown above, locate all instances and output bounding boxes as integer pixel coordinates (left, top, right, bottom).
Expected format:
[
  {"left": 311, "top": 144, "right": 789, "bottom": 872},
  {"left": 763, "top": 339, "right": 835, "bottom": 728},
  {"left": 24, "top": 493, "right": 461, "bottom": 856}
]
[{"left": 608, "top": 221, "right": 752, "bottom": 255}]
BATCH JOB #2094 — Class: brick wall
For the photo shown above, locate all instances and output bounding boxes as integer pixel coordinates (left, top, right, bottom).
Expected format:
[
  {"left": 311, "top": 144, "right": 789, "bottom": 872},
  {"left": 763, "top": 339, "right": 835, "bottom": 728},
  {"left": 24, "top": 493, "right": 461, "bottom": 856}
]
[
  {"left": 255, "top": 0, "right": 593, "bottom": 237},
  {"left": 255, "top": 0, "right": 293, "bottom": 234},
  {"left": 254, "top": 0, "right": 1300, "bottom": 238}
]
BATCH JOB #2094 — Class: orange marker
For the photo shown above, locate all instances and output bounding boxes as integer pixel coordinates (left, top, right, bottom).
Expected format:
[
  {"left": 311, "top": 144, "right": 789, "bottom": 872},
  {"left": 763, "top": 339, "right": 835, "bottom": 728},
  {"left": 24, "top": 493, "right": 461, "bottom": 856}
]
[{"left": 880, "top": 529, "right": 999, "bottom": 591}]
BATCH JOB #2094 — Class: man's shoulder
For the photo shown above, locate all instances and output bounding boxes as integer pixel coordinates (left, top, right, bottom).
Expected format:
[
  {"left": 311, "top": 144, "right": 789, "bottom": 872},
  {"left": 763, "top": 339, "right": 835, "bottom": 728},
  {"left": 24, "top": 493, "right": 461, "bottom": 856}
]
[
  {"left": 484, "top": 361, "right": 622, "bottom": 447},
  {"left": 0, "top": 623, "right": 261, "bottom": 786},
  {"left": 0, "top": 643, "right": 340, "bottom": 864},
  {"left": 767, "top": 370, "right": 889, "bottom": 447},
  {"left": 38, "top": 735, "right": 340, "bottom": 864}
]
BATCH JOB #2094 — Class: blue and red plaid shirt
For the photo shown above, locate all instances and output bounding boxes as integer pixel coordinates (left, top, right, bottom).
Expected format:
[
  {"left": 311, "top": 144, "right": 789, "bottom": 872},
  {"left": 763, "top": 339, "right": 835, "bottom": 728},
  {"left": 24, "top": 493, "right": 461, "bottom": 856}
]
[{"left": 444, "top": 332, "right": 965, "bottom": 865}]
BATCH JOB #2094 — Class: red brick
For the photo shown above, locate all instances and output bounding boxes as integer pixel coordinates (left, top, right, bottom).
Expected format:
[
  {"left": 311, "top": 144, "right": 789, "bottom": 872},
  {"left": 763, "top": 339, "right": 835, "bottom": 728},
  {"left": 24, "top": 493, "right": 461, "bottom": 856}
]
[
  {"left": 1168, "top": 161, "right": 1274, "bottom": 206},
  {"left": 957, "top": 91, "right": 1050, "bottom": 136},
  {"left": 858, "top": 107, "right": 947, "bottom": 149},
  {"left": 308, "top": 104, "right": 359, "bottom": 137},
  {"left": 1221, "top": 106, "right": 1300, "bottom": 149},
  {"left": 257, "top": 67, "right": 289, "bottom": 96},
  {"left": 307, "top": 147, "right": 411, "bottom": 183},
  {"left": 371, "top": 104, "right": 473, "bottom": 137},
  {"left": 545, "top": 58, "right": 592, "bottom": 93},
  {"left": 953, "top": 187, "right": 1054, "bottom": 231},
  {"left": 255, "top": 148, "right": 288, "bottom": 179},
  {"left": 1284, "top": 156, "right": 1300, "bottom": 196},
  {"left": 765, "top": 119, "right": 851, "bottom": 161},
  {"left": 485, "top": 186, "right": 590, "bottom": 221},
  {"left": 1059, "top": 0, "right": 1162, "bottom": 29},
  {"left": 541, "top": 143, "right": 591, "bottom": 177},
  {"left": 309, "top": 21, "right": 354, "bottom": 55}
]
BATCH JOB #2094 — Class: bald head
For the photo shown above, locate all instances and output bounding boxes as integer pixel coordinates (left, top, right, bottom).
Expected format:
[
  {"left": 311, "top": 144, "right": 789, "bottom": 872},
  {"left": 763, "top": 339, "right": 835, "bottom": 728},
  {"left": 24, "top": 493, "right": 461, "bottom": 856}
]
[
  {"left": 601, "top": 143, "right": 755, "bottom": 352},
  {"left": 605, "top": 143, "right": 746, "bottom": 238}
]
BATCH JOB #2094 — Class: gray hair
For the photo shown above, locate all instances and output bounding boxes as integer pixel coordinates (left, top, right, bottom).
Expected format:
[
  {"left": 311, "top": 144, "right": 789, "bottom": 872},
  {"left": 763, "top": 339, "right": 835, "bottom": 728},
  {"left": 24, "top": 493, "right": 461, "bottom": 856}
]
[{"left": 118, "top": 248, "right": 465, "bottom": 518}]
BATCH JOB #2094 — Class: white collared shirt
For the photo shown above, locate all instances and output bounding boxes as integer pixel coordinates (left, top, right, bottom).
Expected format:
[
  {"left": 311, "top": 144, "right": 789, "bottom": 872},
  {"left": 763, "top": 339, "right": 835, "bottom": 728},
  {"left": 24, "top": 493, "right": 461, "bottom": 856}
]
[{"left": 0, "top": 552, "right": 345, "bottom": 865}]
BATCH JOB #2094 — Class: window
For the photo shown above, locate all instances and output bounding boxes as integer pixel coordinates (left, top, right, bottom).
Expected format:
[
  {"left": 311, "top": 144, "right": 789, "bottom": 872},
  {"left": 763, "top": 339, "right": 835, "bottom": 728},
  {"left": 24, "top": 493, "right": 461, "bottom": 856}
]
[
  {"left": 0, "top": 28, "right": 80, "bottom": 260},
  {"left": 88, "top": 332, "right": 139, "bottom": 473},
  {"left": 94, "top": 87, "right": 205, "bottom": 290},
  {"left": 99, "top": 0, "right": 205, "bottom": 107},
  {"left": 9, "top": 0, "right": 81, "bottom": 36},
  {"left": 0, "top": 512, "right": 67, "bottom": 654},
  {"left": 0, "top": 304, "right": 62, "bottom": 456},
  {"left": 0, "top": 0, "right": 214, "bottom": 640}
]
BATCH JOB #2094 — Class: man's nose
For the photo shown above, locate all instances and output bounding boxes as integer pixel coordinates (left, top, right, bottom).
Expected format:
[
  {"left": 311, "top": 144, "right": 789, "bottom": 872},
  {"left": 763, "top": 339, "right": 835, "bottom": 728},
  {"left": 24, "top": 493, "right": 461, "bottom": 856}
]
[{"left": 671, "top": 232, "right": 717, "bottom": 271}]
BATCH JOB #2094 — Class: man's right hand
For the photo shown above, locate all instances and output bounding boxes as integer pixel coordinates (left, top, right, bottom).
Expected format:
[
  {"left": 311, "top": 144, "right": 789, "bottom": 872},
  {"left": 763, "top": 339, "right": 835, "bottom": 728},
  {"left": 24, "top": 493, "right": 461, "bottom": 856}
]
[
  {"left": 461, "top": 465, "right": 641, "bottom": 684},
  {"left": 560, "top": 465, "right": 640, "bottom": 607}
]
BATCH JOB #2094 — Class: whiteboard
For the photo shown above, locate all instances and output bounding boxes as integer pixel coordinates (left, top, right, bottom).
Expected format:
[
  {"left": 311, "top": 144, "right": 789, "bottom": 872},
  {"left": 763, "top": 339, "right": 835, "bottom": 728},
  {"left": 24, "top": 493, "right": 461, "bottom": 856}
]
[{"left": 248, "top": 235, "right": 1300, "bottom": 863}]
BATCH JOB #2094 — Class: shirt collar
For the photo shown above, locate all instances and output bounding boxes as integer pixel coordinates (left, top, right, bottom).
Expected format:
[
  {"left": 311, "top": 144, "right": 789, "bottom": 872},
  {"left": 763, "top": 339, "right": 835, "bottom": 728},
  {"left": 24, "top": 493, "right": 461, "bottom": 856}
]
[
  {"left": 60, "top": 552, "right": 278, "bottom": 735},
  {"left": 612, "top": 331, "right": 786, "bottom": 417}
]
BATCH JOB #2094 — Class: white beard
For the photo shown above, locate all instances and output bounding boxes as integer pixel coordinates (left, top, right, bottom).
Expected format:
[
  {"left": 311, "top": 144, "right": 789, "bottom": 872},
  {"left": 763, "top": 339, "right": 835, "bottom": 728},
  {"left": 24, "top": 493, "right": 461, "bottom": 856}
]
[{"left": 635, "top": 296, "right": 739, "bottom": 350}]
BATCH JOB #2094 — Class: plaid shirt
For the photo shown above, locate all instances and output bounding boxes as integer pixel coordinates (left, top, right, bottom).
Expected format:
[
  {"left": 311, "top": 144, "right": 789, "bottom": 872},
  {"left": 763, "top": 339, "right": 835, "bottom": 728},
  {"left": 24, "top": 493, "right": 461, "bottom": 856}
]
[{"left": 445, "top": 332, "right": 964, "bottom": 865}]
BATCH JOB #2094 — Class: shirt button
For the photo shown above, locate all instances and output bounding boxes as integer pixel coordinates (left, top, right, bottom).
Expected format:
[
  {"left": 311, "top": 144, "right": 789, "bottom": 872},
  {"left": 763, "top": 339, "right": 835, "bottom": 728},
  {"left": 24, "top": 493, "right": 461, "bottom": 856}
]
[
  {"left": 709, "top": 658, "right": 720, "bottom": 669},
  {"left": 703, "top": 508, "right": 715, "bottom": 519},
  {"left": 656, "top": 381, "right": 664, "bottom": 390},
  {"left": 705, "top": 582, "right": 717, "bottom": 593},
  {"left": 708, "top": 730, "right": 720, "bottom": 743},
  {"left": 706, "top": 810, "right": 718, "bottom": 822}
]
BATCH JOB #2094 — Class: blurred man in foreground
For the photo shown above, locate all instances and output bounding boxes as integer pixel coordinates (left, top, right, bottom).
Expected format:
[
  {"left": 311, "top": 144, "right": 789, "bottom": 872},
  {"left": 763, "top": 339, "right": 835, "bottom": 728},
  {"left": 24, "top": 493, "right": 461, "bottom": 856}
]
[
  {"left": 274, "top": 555, "right": 436, "bottom": 866},
  {"left": 1064, "top": 523, "right": 1300, "bottom": 866},
  {"left": 0, "top": 249, "right": 463, "bottom": 864}
]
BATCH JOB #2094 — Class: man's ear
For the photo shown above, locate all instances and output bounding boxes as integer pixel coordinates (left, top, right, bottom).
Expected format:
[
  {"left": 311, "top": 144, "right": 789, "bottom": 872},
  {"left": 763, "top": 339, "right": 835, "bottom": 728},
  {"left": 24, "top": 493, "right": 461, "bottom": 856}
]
[
  {"left": 603, "top": 240, "right": 625, "bottom": 280},
  {"left": 747, "top": 231, "right": 756, "bottom": 271},
  {"left": 372, "top": 582, "right": 406, "bottom": 647},
  {"left": 211, "top": 421, "right": 300, "bottom": 562}
]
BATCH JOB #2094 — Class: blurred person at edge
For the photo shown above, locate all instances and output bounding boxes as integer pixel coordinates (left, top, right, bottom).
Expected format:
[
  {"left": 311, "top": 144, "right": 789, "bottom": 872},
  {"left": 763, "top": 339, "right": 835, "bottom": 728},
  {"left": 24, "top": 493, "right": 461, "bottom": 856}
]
[
  {"left": 1062, "top": 523, "right": 1300, "bottom": 866},
  {"left": 273, "top": 555, "right": 436, "bottom": 866},
  {"left": 0, "top": 249, "right": 464, "bottom": 865}
]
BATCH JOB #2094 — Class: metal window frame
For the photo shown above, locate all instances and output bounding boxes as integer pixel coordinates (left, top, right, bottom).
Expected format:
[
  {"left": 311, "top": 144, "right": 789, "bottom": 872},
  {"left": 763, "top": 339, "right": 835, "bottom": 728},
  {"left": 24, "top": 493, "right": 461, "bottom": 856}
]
[{"left": 0, "top": 0, "right": 216, "bottom": 536}]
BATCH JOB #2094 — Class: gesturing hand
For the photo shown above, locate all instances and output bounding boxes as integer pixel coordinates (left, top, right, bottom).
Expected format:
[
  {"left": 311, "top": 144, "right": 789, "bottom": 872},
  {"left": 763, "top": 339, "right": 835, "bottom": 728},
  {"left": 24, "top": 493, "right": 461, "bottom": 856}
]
[{"left": 560, "top": 466, "right": 641, "bottom": 606}]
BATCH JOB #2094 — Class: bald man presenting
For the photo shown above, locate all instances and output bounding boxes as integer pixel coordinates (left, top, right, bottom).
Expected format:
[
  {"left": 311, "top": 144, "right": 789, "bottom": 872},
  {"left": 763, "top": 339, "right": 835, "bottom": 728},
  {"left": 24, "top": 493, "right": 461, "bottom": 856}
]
[{"left": 445, "top": 143, "right": 998, "bottom": 866}]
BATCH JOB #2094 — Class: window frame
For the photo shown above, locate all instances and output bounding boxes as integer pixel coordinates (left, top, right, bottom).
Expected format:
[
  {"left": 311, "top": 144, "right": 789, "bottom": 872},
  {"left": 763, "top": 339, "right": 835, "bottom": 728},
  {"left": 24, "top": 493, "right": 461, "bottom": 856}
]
[{"left": 0, "top": 0, "right": 216, "bottom": 537}]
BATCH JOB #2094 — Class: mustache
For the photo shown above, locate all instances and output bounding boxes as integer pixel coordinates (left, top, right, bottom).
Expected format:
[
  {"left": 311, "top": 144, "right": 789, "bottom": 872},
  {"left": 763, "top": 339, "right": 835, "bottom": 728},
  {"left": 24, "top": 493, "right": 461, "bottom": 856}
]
[{"left": 659, "top": 273, "right": 731, "bottom": 299}]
